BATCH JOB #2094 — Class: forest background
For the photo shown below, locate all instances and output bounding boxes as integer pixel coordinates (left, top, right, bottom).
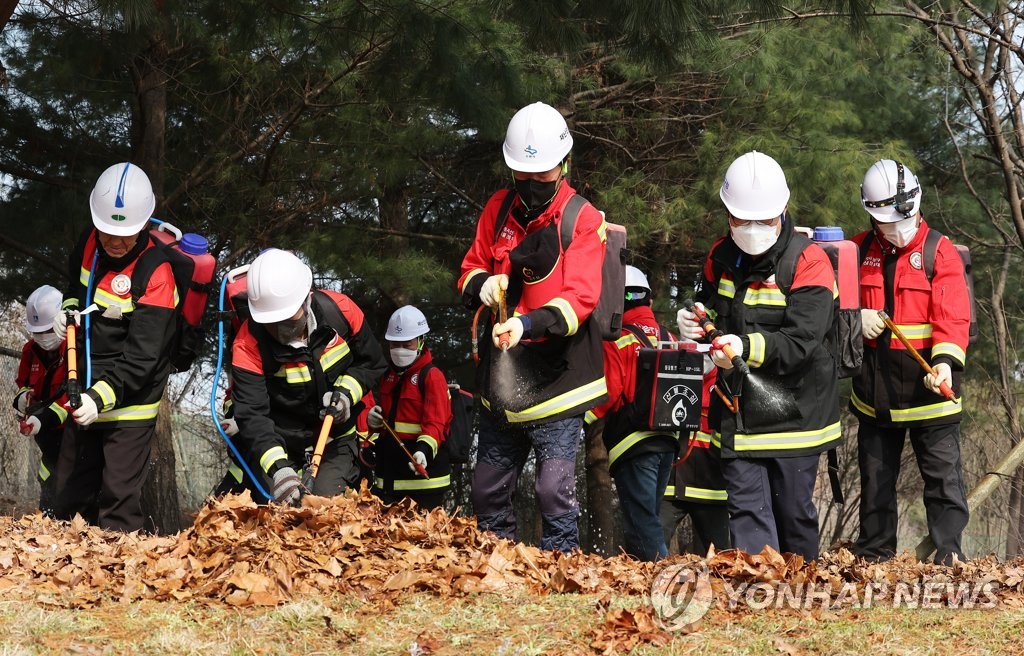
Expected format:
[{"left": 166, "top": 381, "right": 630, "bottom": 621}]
[{"left": 1, "top": 0, "right": 1024, "bottom": 560}]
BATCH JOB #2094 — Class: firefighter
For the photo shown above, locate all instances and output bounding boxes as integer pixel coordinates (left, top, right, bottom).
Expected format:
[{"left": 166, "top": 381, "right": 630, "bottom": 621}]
[
  {"left": 458, "top": 101, "right": 608, "bottom": 552},
  {"left": 12, "top": 285, "right": 67, "bottom": 514},
  {"left": 230, "top": 248, "right": 387, "bottom": 505},
  {"left": 364, "top": 305, "right": 452, "bottom": 509},
  {"left": 51, "top": 163, "right": 179, "bottom": 532},
  {"left": 660, "top": 357, "right": 731, "bottom": 556},
  {"left": 851, "top": 160, "right": 970, "bottom": 565},
  {"left": 678, "top": 151, "right": 840, "bottom": 561},
  {"left": 585, "top": 266, "right": 683, "bottom": 560}
]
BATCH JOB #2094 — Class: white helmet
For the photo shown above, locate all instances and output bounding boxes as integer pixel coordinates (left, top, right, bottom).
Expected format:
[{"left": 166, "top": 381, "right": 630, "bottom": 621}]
[
  {"left": 24, "top": 285, "right": 63, "bottom": 333},
  {"left": 89, "top": 163, "right": 156, "bottom": 236},
  {"left": 861, "top": 159, "right": 922, "bottom": 223},
  {"left": 502, "top": 102, "right": 573, "bottom": 172},
  {"left": 246, "top": 249, "right": 313, "bottom": 323},
  {"left": 624, "top": 265, "right": 650, "bottom": 292},
  {"left": 386, "top": 305, "right": 429, "bottom": 341},
  {"left": 719, "top": 151, "right": 790, "bottom": 221}
]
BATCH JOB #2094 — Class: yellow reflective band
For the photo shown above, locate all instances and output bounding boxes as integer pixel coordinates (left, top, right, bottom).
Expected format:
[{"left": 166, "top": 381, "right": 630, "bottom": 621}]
[
  {"left": 608, "top": 430, "right": 675, "bottom": 468},
  {"left": 584, "top": 410, "right": 598, "bottom": 425},
  {"left": 79, "top": 267, "right": 91, "bottom": 287},
  {"left": 893, "top": 323, "right": 932, "bottom": 340},
  {"left": 889, "top": 399, "right": 962, "bottom": 422},
  {"left": 395, "top": 422, "right": 422, "bottom": 434},
  {"left": 747, "top": 333, "right": 766, "bottom": 368},
  {"left": 597, "top": 220, "right": 608, "bottom": 243},
  {"left": 336, "top": 375, "right": 363, "bottom": 404},
  {"left": 832, "top": 281, "right": 840, "bottom": 300},
  {"left": 62, "top": 298, "right": 79, "bottom": 310},
  {"left": 17, "top": 386, "right": 32, "bottom": 396},
  {"left": 480, "top": 396, "right": 492, "bottom": 410},
  {"left": 319, "top": 341, "right": 351, "bottom": 372},
  {"left": 39, "top": 461, "right": 51, "bottom": 482},
  {"left": 93, "top": 288, "right": 135, "bottom": 312},
  {"left": 92, "top": 381, "right": 117, "bottom": 411},
  {"left": 546, "top": 297, "right": 579, "bottom": 336},
  {"left": 503, "top": 377, "right": 607, "bottom": 424},
  {"left": 685, "top": 486, "right": 727, "bottom": 502},
  {"left": 375, "top": 474, "right": 451, "bottom": 491},
  {"left": 461, "top": 269, "right": 489, "bottom": 294},
  {"left": 228, "top": 462, "right": 243, "bottom": 484},
  {"left": 690, "top": 430, "right": 712, "bottom": 446},
  {"left": 418, "top": 435, "right": 439, "bottom": 457},
  {"left": 367, "top": 433, "right": 380, "bottom": 444},
  {"left": 260, "top": 446, "right": 287, "bottom": 473},
  {"left": 273, "top": 365, "right": 312, "bottom": 383},
  {"left": 724, "top": 421, "right": 842, "bottom": 452},
  {"left": 719, "top": 278, "right": 736, "bottom": 299},
  {"left": 615, "top": 334, "right": 640, "bottom": 349},
  {"left": 93, "top": 401, "right": 161, "bottom": 423},
  {"left": 850, "top": 391, "right": 876, "bottom": 418},
  {"left": 743, "top": 286, "right": 787, "bottom": 307},
  {"left": 49, "top": 402, "right": 68, "bottom": 424},
  {"left": 932, "top": 342, "right": 966, "bottom": 366},
  {"left": 664, "top": 485, "right": 676, "bottom": 497}
]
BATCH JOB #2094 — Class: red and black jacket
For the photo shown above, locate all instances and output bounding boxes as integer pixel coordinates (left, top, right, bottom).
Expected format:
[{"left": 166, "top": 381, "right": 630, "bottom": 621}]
[
  {"left": 695, "top": 219, "right": 841, "bottom": 458},
  {"left": 231, "top": 289, "right": 387, "bottom": 476},
  {"left": 14, "top": 340, "right": 68, "bottom": 433},
  {"left": 63, "top": 228, "right": 178, "bottom": 427},
  {"left": 371, "top": 349, "right": 452, "bottom": 493},
  {"left": 851, "top": 220, "right": 970, "bottom": 427},
  {"left": 457, "top": 182, "right": 608, "bottom": 426}
]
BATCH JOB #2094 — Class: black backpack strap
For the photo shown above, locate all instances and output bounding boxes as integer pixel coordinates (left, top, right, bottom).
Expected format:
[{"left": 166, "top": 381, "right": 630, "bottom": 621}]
[
  {"left": 491, "top": 188, "right": 518, "bottom": 243},
  {"left": 558, "top": 194, "right": 588, "bottom": 252},
  {"left": 858, "top": 231, "right": 875, "bottom": 267},
  {"left": 622, "top": 323, "right": 653, "bottom": 348},
  {"left": 129, "top": 239, "right": 171, "bottom": 304},
  {"left": 922, "top": 228, "right": 943, "bottom": 281},
  {"left": 311, "top": 290, "right": 350, "bottom": 339},
  {"left": 773, "top": 233, "right": 811, "bottom": 295}
]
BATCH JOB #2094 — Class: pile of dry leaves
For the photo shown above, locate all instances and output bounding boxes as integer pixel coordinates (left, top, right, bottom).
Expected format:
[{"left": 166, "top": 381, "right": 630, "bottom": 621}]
[{"left": 0, "top": 487, "right": 655, "bottom": 608}]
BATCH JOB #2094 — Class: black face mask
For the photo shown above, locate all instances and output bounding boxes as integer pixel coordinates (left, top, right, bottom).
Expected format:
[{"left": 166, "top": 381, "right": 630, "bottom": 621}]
[
  {"left": 514, "top": 177, "right": 560, "bottom": 212},
  {"left": 269, "top": 314, "right": 307, "bottom": 344}
]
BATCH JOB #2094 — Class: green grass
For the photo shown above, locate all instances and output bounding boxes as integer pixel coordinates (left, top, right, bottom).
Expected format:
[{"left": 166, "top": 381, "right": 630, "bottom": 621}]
[{"left": 0, "top": 593, "right": 1022, "bottom": 655}]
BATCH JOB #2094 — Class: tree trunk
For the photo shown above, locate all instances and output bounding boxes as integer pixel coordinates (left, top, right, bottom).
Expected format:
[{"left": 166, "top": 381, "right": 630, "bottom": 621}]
[
  {"left": 141, "top": 388, "right": 184, "bottom": 533},
  {"left": 0, "top": 0, "right": 18, "bottom": 34},
  {"left": 583, "top": 418, "right": 617, "bottom": 556},
  {"left": 378, "top": 184, "right": 411, "bottom": 308}
]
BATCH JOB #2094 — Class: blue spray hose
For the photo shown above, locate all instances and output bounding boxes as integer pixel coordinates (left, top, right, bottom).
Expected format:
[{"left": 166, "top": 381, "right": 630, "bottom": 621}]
[{"left": 210, "top": 273, "right": 272, "bottom": 501}]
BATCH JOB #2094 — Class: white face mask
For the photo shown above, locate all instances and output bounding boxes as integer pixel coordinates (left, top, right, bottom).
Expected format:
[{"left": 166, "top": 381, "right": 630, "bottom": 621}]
[
  {"left": 32, "top": 332, "right": 62, "bottom": 351},
  {"left": 876, "top": 216, "right": 919, "bottom": 248},
  {"left": 390, "top": 347, "right": 419, "bottom": 368},
  {"left": 730, "top": 221, "right": 779, "bottom": 255}
]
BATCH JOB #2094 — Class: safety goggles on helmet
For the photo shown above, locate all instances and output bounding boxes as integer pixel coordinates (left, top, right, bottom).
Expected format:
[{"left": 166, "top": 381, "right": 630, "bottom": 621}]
[{"left": 861, "top": 161, "right": 919, "bottom": 220}]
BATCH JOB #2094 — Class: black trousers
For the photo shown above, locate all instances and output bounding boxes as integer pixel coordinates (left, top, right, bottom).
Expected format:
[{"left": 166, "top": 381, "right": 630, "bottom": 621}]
[
  {"left": 54, "top": 424, "right": 154, "bottom": 533},
  {"left": 722, "top": 454, "right": 822, "bottom": 560},
  {"left": 35, "top": 428, "right": 63, "bottom": 515},
  {"left": 660, "top": 498, "right": 731, "bottom": 555},
  {"left": 854, "top": 421, "right": 968, "bottom": 565}
]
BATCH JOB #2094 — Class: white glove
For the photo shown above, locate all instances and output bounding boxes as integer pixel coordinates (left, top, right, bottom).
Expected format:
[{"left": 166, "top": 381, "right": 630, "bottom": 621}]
[
  {"left": 479, "top": 274, "right": 509, "bottom": 309},
  {"left": 492, "top": 317, "right": 524, "bottom": 350},
  {"left": 710, "top": 334, "right": 743, "bottom": 370},
  {"left": 677, "top": 303, "right": 706, "bottom": 341},
  {"left": 14, "top": 390, "right": 31, "bottom": 416},
  {"left": 321, "top": 391, "right": 352, "bottom": 423},
  {"left": 220, "top": 417, "right": 239, "bottom": 437},
  {"left": 271, "top": 466, "right": 302, "bottom": 505},
  {"left": 52, "top": 312, "right": 68, "bottom": 340},
  {"left": 367, "top": 405, "right": 384, "bottom": 430},
  {"left": 20, "top": 416, "right": 41, "bottom": 437},
  {"left": 72, "top": 394, "right": 99, "bottom": 426},
  {"left": 408, "top": 450, "right": 428, "bottom": 475},
  {"left": 861, "top": 308, "right": 886, "bottom": 340},
  {"left": 924, "top": 363, "right": 953, "bottom": 397}
]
